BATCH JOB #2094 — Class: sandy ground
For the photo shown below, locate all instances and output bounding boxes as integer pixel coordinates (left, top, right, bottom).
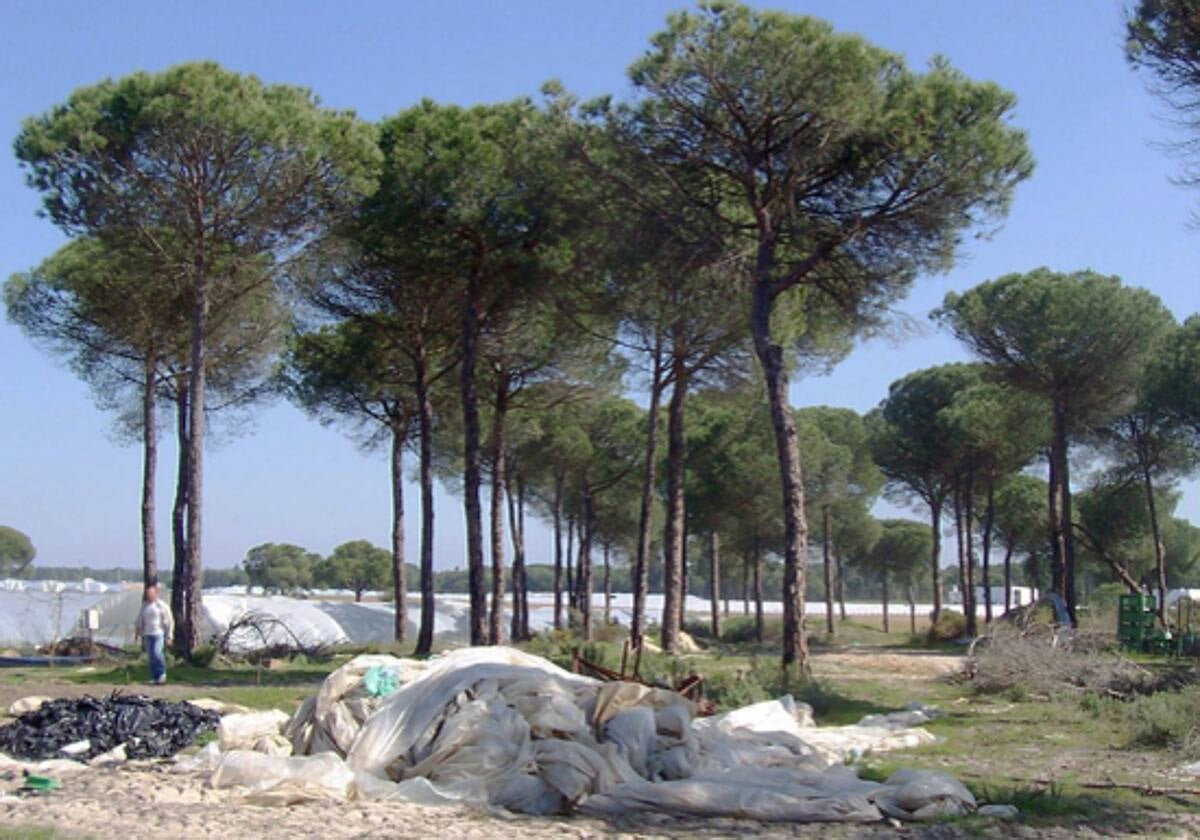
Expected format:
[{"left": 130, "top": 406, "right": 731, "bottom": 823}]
[
  {"left": 812, "top": 651, "right": 965, "bottom": 681},
  {"left": 3, "top": 759, "right": 1196, "bottom": 840}
]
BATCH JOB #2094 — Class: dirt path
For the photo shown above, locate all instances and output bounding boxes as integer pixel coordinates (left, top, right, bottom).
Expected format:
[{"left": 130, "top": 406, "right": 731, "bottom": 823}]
[{"left": 812, "top": 649, "right": 965, "bottom": 681}]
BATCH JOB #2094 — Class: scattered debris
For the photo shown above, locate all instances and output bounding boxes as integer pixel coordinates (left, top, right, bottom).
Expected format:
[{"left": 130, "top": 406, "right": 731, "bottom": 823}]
[
  {"left": 7, "top": 696, "right": 52, "bottom": 717},
  {"left": 0, "top": 694, "right": 219, "bottom": 762},
  {"left": 212, "top": 611, "right": 331, "bottom": 663}
]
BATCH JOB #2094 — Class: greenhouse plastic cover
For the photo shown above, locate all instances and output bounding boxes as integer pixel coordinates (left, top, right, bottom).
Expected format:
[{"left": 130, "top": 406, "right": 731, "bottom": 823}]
[
  {"left": 0, "top": 581, "right": 963, "bottom": 651},
  {"left": 189, "top": 647, "right": 977, "bottom": 822}
]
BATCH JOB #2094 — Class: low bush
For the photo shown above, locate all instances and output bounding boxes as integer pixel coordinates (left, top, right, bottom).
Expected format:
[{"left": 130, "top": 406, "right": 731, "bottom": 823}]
[
  {"left": 1123, "top": 686, "right": 1200, "bottom": 756},
  {"left": 927, "top": 611, "right": 967, "bottom": 643}
]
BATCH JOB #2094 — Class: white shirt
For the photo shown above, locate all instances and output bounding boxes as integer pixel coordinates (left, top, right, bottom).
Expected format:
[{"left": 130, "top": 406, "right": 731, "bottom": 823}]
[{"left": 137, "top": 600, "right": 174, "bottom": 639}]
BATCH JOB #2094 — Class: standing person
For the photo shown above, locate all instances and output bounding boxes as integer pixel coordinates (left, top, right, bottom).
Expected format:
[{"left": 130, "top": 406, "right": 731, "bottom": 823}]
[{"left": 135, "top": 583, "right": 174, "bottom": 684}]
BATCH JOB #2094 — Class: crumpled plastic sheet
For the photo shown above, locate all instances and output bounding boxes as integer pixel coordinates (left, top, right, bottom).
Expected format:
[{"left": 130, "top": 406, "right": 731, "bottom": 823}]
[
  {"left": 284, "top": 654, "right": 425, "bottom": 758},
  {"left": 190, "top": 647, "right": 977, "bottom": 823},
  {"left": 0, "top": 694, "right": 219, "bottom": 761}
]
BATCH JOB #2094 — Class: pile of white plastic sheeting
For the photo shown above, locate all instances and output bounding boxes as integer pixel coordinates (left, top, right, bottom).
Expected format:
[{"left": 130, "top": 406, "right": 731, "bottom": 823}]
[{"left": 187, "top": 647, "right": 979, "bottom": 823}]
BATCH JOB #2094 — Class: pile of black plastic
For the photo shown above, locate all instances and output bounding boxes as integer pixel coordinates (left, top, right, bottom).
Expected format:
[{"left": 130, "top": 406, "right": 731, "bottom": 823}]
[{"left": 0, "top": 693, "right": 220, "bottom": 761}]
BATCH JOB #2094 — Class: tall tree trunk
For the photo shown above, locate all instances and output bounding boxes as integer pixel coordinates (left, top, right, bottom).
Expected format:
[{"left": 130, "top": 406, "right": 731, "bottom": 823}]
[
  {"left": 507, "top": 471, "right": 527, "bottom": 642},
  {"left": 753, "top": 535, "right": 764, "bottom": 644},
  {"left": 751, "top": 274, "right": 809, "bottom": 676},
  {"left": 580, "top": 487, "right": 594, "bottom": 641},
  {"left": 660, "top": 357, "right": 688, "bottom": 654},
  {"left": 709, "top": 531, "right": 721, "bottom": 640},
  {"left": 836, "top": 554, "right": 847, "bottom": 621},
  {"left": 982, "top": 478, "right": 996, "bottom": 624},
  {"left": 181, "top": 258, "right": 208, "bottom": 659},
  {"left": 518, "top": 476, "right": 528, "bottom": 639},
  {"left": 488, "top": 378, "right": 508, "bottom": 645},
  {"left": 170, "top": 380, "right": 189, "bottom": 657},
  {"left": 881, "top": 572, "right": 890, "bottom": 633},
  {"left": 1049, "top": 402, "right": 1077, "bottom": 624},
  {"left": 1002, "top": 543, "right": 1014, "bottom": 615},
  {"left": 566, "top": 514, "right": 575, "bottom": 616},
  {"left": 681, "top": 519, "right": 690, "bottom": 617},
  {"left": 1135, "top": 423, "right": 1169, "bottom": 623},
  {"left": 603, "top": 541, "right": 612, "bottom": 625},
  {"left": 140, "top": 357, "right": 158, "bottom": 589},
  {"left": 415, "top": 364, "right": 436, "bottom": 656},
  {"left": 822, "top": 505, "right": 835, "bottom": 636},
  {"left": 461, "top": 271, "right": 486, "bottom": 646},
  {"left": 631, "top": 343, "right": 663, "bottom": 647},
  {"left": 963, "top": 472, "right": 978, "bottom": 637},
  {"left": 552, "top": 473, "right": 564, "bottom": 631},
  {"left": 908, "top": 584, "right": 917, "bottom": 635},
  {"left": 724, "top": 561, "right": 730, "bottom": 617},
  {"left": 390, "top": 424, "right": 407, "bottom": 643},
  {"left": 929, "top": 498, "right": 943, "bottom": 623},
  {"left": 953, "top": 482, "right": 967, "bottom": 612},
  {"left": 742, "top": 557, "right": 750, "bottom": 615}
]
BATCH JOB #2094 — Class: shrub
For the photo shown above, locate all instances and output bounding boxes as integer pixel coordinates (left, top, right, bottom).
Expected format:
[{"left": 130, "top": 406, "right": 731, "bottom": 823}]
[
  {"left": 927, "top": 611, "right": 967, "bottom": 643},
  {"left": 1124, "top": 686, "right": 1200, "bottom": 756},
  {"left": 189, "top": 645, "right": 216, "bottom": 668}
]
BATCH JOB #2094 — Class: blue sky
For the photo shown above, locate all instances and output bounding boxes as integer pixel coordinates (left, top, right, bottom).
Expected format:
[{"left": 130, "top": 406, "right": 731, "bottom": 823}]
[{"left": 1, "top": 1, "right": 1196, "bottom": 573}]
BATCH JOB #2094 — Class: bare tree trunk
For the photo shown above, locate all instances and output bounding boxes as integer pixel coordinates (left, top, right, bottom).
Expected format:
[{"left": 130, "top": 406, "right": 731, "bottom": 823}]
[
  {"left": 631, "top": 344, "right": 663, "bottom": 647},
  {"left": 461, "top": 271, "right": 486, "bottom": 646},
  {"left": 552, "top": 473, "right": 564, "bottom": 631},
  {"left": 953, "top": 482, "right": 967, "bottom": 614},
  {"left": 909, "top": 585, "right": 917, "bottom": 635},
  {"left": 724, "top": 562, "right": 730, "bottom": 617},
  {"left": 580, "top": 487, "right": 594, "bottom": 641},
  {"left": 1002, "top": 543, "right": 1014, "bottom": 615},
  {"left": 681, "top": 519, "right": 690, "bottom": 620},
  {"left": 753, "top": 535, "right": 764, "bottom": 644},
  {"left": 1135, "top": 423, "right": 1169, "bottom": 623},
  {"left": 660, "top": 359, "right": 687, "bottom": 654},
  {"left": 181, "top": 257, "right": 209, "bottom": 659},
  {"left": 742, "top": 557, "right": 750, "bottom": 615},
  {"left": 603, "top": 541, "right": 612, "bottom": 625},
  {"left": 518, "top": 476, "right": 528, "bottom": 639},
  {"left": 751, "top": 275, "right": 809, "bottom": 676},
  {"left": 566, "top": 514, "right": 575, "bottom": 617},
  {"left": 415, "top": 366, "right": 436, "bottom": 656},
  {"left": 488, "top": 379, "right": 508, "bottom": 646},
  {"left": 709, "top": 531, "right": 721, "bottom": 639},
  {"left": 822, "top": 505, "right": 834, "bottom": 636},
  {"left": 836, "top": 554, "right": 847, "bottom": 621},
  {"left": 929, "top": 498, "right": 943, "bottom": 623},
  {"left": 391, "top": 424, "right": 407, "bottom": 643},
  {"left": 981, "top": 479, "right": 996, "bottom": 624},
  {"left": 1050, "top": 403, "right": 1077, "bottom": 624},
  {"left": 507, "top": 471, "right": 527, "bottom": 642},
  {"left": 141, "top": 357, "right": 158, "bottom": 589},
  {"left": 881, "top": 572, "right": 890, "bottom": 633},
  {"left": 170, "top": 381, "right": 189, "bottom": 657},
  {"left": 964, "top": 472, "right": 977, "bottom": 638}
]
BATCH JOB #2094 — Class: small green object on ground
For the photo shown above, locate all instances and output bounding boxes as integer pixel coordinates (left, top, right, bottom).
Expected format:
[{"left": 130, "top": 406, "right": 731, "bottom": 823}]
[{"left": 20, "top": 774, "right": 60, "bottom": 793}]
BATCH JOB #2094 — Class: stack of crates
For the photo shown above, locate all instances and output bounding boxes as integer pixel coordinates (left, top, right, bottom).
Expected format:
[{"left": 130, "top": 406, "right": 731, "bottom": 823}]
[{"left": 1118, "top": 593, "right": 1156, "bottom": 652}]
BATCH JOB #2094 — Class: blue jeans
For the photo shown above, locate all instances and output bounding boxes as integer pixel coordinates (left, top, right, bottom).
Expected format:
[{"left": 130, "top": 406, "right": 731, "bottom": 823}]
[{"left": 144, "top": 634, "right": 166, "bottom": 682}]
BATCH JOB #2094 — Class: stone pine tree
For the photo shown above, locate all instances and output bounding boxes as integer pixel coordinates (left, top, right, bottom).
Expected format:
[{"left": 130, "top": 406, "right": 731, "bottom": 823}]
[
  {"left": 297, "top": 106, "right": 469, "bottom": 652},
  {"left": 936, "top": 269, "right": 1176, "bottom": 623},
  {"left": 797, "top": 407, "right": 883, "bottom": 637},
  {"left": 15, "top": 63, "right": 380, "bottom": 656},
  {"left": 626, "top": 2, "right": 1032, "bottom": 673},
  {"left": 6, "top": 239, "right": 182, "bottom": 588},
  {"left": 1128, "top": 0, "right": 1200, "bottom": 212},
  {"left": 1097, "top": 327, "right": 1196, "bottom": 620},
  {"left": 0, "top": 527, "right": 36, "bottom": 577},
  {"left": 868, "top": 365, "right": 983, "bottom": 623},
  {"left": 282, "top": 321, "right": 414, "bottom": 641}
]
